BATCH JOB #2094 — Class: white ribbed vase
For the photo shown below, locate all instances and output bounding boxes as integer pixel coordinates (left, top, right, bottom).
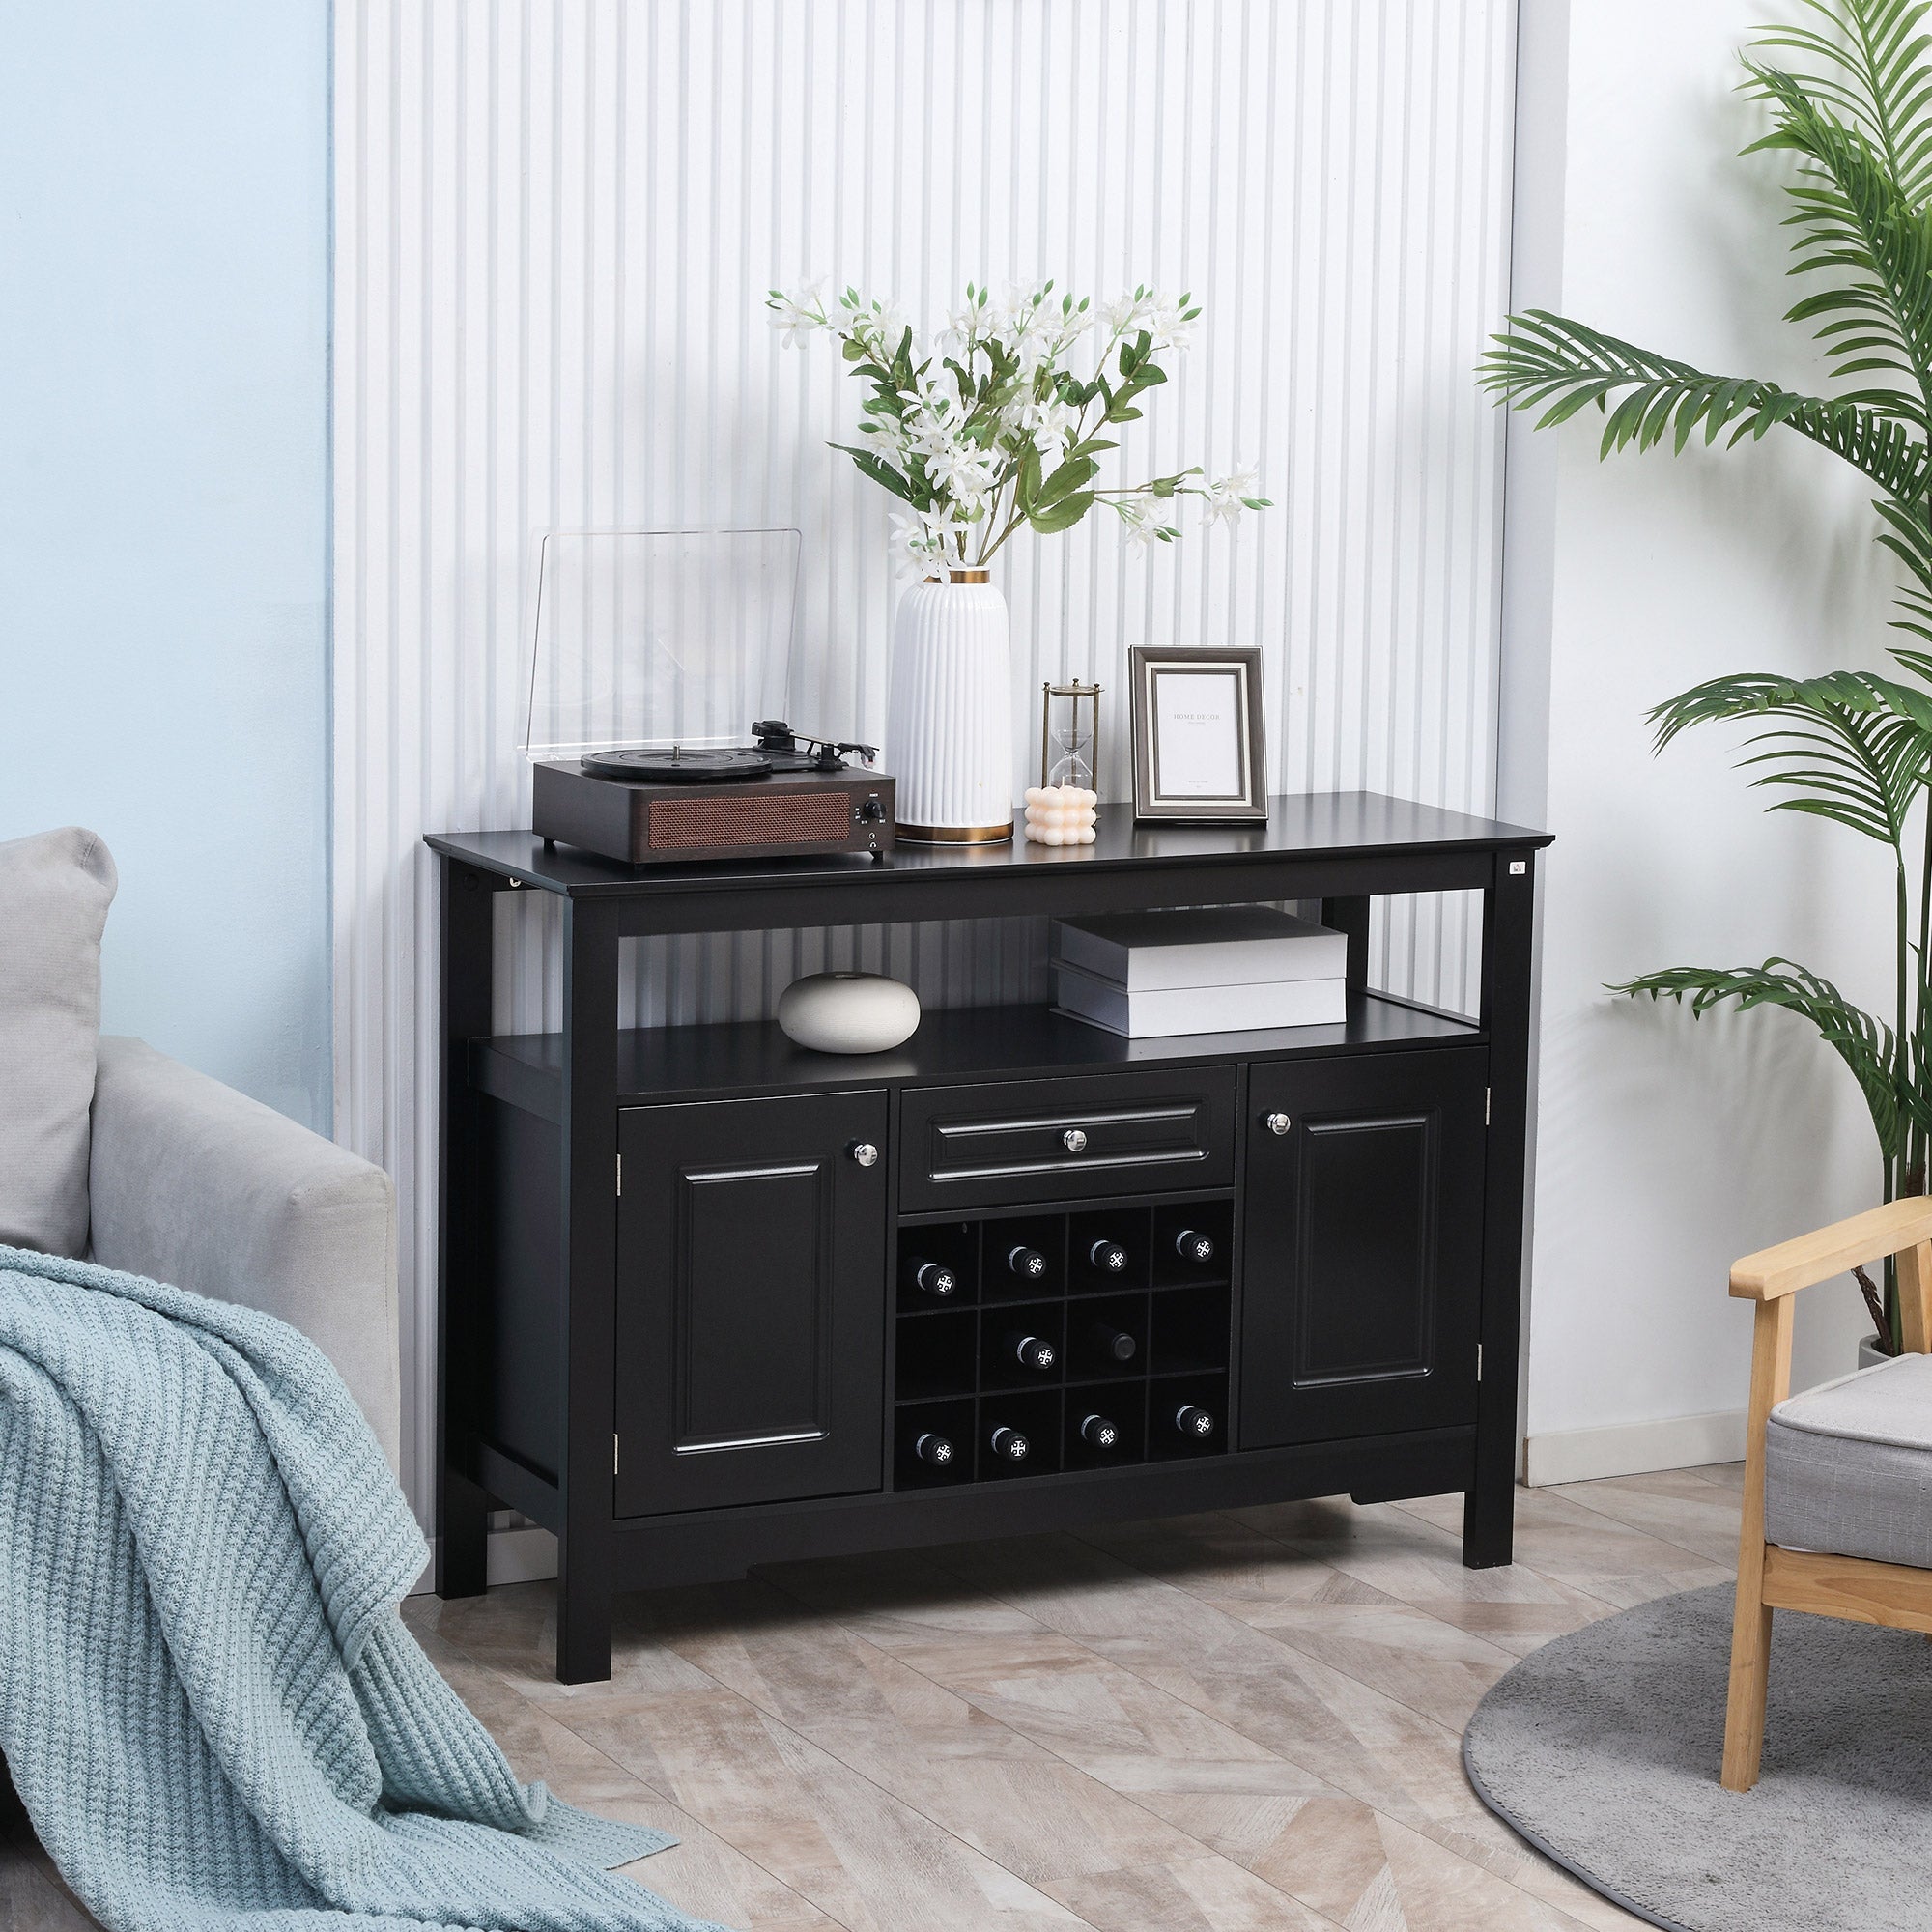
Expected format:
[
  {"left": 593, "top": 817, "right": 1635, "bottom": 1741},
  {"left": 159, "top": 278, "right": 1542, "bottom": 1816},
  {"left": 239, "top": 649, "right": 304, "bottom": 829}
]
[{"left": 886, "top": 571, "right": 1015, "bottom": 843}]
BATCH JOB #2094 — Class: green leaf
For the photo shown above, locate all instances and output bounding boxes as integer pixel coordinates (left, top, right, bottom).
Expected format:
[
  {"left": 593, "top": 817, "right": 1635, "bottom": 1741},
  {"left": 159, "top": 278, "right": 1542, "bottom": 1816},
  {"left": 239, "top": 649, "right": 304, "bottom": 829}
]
[
  {"left": 1015, "top": 445, "right": 1043, "bottom": 513},
  {"left": 1029, "top": 491, "right": 1095, "bottom": 534},
  {"left": 1035, "top": 456, "right": 1100, "bottom": 509},
  {"left": 829, "top": 442, "right": 918, "bottom": 505}
]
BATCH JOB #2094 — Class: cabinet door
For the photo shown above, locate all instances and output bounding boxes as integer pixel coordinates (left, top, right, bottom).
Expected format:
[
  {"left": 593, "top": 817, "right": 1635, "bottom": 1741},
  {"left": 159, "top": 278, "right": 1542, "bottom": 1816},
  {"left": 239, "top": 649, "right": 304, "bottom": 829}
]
[
  {"left": 1239, "top": 1049, "right": 1486, "bottom": 1449},
  {"left": 614, "top": 1091, "right": 887, "bottom": 1516}
]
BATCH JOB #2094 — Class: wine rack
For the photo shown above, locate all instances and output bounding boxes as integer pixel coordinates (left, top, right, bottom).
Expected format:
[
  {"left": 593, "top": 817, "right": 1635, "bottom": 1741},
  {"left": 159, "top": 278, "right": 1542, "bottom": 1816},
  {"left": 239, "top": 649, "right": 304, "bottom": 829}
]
[{"left": 894, "top": 1198, "right": 1234, "bottom": 1489}]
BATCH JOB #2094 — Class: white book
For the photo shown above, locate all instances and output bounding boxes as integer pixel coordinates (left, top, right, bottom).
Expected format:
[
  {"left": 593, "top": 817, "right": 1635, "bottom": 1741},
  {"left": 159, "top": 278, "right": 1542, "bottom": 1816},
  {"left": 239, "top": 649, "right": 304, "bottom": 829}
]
[
  {"left": 1054, "top": 906, "right": 1347, "bottom": 992},
  {"left": 1052, "top": 960, "right": 1348, "bottom": 1038}
]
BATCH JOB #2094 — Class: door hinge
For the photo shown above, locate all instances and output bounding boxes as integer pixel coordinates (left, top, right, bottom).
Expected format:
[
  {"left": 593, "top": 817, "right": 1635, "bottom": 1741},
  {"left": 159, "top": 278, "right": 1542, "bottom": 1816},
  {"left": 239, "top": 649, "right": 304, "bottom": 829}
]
[
  {"left": 613, "top": 1433, "right": 620, "bottom": 1475},
  {"left": 1477, "top": 1344, "right": 1484, "bottom": 1382},
  {"left": 1484, "top": 1088, "right": 1491, "bottom": 1126},
  {"left": 616, "top": 1153, "right": 623, "bottom": 1196}
]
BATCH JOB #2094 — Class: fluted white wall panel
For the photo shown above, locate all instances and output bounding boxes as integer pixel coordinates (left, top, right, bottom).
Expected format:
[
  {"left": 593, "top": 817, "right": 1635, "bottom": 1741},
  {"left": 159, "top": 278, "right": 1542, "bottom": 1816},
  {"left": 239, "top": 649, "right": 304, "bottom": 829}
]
[{"left": 334, "top": 0, "right": 1518, "bottom": 1525}]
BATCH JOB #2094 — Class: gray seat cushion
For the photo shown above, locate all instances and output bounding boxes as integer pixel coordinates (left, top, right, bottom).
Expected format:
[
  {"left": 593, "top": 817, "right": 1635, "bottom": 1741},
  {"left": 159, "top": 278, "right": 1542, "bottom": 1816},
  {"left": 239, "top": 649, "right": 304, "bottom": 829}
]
[
  {"left": 0, "top": 827, "right": 116, "bottom": 1256},
  {"left": 1766, "top": 1350, "right": 1932, "bottom": 1568}
]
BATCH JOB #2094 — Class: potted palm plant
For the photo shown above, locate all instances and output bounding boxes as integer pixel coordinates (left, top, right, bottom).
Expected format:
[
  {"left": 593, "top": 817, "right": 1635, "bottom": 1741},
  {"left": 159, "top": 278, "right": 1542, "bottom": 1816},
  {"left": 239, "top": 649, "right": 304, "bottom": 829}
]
[{"left": 1481, "top": 0, "right": 1932, "bottom": 1353}]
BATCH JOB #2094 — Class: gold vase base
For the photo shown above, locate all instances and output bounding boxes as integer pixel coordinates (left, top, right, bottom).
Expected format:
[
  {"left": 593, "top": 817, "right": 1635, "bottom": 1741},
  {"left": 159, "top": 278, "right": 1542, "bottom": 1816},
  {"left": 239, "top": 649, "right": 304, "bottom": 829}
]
[{"left": 895, "top": 819, "right": 1015, "bottom": 846}]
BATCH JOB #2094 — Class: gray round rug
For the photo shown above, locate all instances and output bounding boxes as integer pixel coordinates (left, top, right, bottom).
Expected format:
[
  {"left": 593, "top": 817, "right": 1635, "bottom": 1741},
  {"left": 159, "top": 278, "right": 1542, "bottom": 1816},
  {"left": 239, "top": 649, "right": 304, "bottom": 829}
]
[{"left": 1463, "top": 1585, "right": 1932, "bottom": 1932}]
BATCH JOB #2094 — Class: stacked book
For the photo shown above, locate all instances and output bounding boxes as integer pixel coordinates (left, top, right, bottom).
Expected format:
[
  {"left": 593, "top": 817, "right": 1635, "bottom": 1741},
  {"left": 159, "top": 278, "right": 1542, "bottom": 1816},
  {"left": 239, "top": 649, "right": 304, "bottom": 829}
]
[{"left": 1051, "top": 906, "right": 1348, "bottom": 1037}]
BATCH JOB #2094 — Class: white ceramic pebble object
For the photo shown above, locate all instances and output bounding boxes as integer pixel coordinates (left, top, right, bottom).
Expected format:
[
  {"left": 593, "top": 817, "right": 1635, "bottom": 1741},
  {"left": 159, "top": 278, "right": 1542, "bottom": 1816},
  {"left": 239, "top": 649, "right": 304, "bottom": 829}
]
[
  {"left": 776, "top": 971, "right": 922, "bottom": 1054},
  {"left": 1023, "top": 785, "right": 1098, "bottom": 846}
]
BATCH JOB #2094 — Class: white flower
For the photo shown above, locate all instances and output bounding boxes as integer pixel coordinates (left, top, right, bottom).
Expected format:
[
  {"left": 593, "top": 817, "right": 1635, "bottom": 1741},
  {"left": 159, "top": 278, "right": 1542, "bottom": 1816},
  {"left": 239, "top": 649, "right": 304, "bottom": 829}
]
[
  {"left": 857, "top": 414, "right": 912, "bottom": 460},
  {"left": 1100, "top": 290, "right": 1151, "bottom": 336},
  {"left": 1202, "top": 465, "right": 1261, "bottom": 528},
  {"left": 925, "top": 436, "right": 1001, "bottom": 500},
  {"left": 853, "top": 298, "right": 911, "bottom": 355},
  {"left": 1147, "top": 296, "right": 1196, "bottom": 351},
  {"left": 1007, "top": 393, "right": 1081, "bottom": 465},
  {"left": 890, "top": 510, "right": 949, "bottom": 582},
  {"left": 767, "top": 283, "right": 826, "bottom": 347},
  {"left": 1114, "top": 492, "right": 1173, "bottom": 549},
  {"left": 941, "top": 299, "right": 983, "bottom": 353}
]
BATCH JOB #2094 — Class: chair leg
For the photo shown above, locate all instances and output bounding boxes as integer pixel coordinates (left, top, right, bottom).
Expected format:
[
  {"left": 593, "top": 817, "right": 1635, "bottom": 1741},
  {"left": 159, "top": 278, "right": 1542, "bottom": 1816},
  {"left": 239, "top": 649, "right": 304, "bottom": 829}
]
[{"left": 1721, "top": 1549, "right": 1773, "bottom": 1792}]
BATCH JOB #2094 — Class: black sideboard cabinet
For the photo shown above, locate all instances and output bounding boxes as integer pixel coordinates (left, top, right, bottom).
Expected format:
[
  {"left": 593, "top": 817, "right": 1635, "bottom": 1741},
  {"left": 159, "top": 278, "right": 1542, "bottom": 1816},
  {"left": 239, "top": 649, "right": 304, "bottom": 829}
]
[{"left": 427, "top": 794, "right": 1550, "bottom": 1683}]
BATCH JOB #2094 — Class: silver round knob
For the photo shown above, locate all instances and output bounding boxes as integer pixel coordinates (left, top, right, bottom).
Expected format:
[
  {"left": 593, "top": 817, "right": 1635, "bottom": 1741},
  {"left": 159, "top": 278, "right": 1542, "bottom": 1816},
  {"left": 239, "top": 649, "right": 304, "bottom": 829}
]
[
  {"left": 1264, "top": 1112, "right": 1292, "bottom": 1137},
  {"left": 1062, "top": 1127, "right": 1089, "bottom": 1153},
  {"left": 849, "top": 1141, "right": 879, "bottom": 1167}
]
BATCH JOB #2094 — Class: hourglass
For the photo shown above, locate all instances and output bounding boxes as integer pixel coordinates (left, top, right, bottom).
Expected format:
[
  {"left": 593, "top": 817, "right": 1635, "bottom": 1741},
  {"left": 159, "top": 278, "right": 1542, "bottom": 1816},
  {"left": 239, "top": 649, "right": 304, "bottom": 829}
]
[{"left": 1025, "top": 681, "right": 1102, "bottom": 845}]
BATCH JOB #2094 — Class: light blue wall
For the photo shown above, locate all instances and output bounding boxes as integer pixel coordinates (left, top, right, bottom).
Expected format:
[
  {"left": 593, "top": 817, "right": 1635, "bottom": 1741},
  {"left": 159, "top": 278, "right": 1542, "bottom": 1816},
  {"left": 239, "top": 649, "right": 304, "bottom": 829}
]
[{"left": 0, "top": 4, "right": 332, "bottom": 1129}]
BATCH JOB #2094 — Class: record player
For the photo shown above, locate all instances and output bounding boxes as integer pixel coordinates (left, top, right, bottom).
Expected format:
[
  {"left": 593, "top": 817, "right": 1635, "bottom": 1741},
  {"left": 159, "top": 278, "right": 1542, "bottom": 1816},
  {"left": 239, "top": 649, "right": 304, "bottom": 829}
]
[
  {"left": 534, "top": 721, "right": 895, "bottom": 865},
  {"left": 523, "top": 527, "right": 895, "bottom": 866}
]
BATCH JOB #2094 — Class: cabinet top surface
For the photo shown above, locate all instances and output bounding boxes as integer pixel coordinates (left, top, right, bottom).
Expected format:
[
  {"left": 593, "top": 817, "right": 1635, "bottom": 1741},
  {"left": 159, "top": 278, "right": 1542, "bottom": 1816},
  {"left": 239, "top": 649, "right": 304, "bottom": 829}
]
[{"left": 427, "top": 791, "right": 1551, "bottom": 898}]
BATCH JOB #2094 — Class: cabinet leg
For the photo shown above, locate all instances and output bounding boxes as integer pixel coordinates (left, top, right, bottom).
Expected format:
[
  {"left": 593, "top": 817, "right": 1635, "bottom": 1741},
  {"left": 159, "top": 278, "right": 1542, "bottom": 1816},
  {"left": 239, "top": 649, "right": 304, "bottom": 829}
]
[
  {"left": 440, "top": 1468, "right": 489, "bottom": 1599},
  {"left": 1462, "top": 1478, "right": 1516, "bottom": 1569},
  {"left": 555, "top": 1560, "right": 613, "bottom": 1685}
]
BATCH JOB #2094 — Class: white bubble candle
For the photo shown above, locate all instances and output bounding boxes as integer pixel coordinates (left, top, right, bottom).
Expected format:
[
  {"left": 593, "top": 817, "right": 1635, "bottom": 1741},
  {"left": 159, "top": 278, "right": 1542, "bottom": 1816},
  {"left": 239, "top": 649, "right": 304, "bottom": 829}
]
[{"left": 1023, "top": 785, "right": 1098, "bottom": 846}]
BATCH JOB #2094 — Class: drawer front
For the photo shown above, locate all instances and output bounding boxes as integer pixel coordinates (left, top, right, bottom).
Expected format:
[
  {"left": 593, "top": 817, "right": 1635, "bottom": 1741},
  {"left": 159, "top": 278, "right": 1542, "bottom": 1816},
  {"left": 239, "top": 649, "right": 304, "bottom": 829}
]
[{"left": 900, "top": 1067, "right": 1236, "bottom": 1210}]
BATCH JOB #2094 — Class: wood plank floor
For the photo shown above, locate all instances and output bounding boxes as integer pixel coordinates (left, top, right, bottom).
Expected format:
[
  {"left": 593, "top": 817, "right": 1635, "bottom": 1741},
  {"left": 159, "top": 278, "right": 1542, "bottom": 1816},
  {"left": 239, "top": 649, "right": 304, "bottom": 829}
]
[{"left": 0, "top": 1466, "right": 1747, "bottom": 1931}]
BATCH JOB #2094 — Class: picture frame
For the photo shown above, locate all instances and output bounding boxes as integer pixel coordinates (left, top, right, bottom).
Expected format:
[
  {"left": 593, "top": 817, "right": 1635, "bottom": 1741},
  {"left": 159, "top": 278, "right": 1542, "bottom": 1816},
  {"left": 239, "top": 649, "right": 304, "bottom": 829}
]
[{"left": 1127, "top": 646, "right": 1269, "bottom": 822}]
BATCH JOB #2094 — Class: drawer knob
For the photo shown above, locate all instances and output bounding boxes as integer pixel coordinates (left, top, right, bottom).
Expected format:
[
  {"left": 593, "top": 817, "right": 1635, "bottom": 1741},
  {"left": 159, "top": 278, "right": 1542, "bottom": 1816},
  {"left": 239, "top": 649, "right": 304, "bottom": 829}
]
[
  {"left": 1264, "top": 1111, "right": 1292, "bottom": 1137},
  {"left": 1062, "top": 1126, "right": 1089, "bottom": 1153},
  {"left": 849, "top": 1140, "right": 879, "bottom": 1167}
]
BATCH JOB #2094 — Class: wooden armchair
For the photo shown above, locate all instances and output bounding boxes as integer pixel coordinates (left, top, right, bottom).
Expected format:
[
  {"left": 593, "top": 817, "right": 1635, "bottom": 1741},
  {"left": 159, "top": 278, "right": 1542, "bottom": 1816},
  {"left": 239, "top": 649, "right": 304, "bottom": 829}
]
[{"left": 1723, "top": 1197, "right": 1932, "bottom": 1791}]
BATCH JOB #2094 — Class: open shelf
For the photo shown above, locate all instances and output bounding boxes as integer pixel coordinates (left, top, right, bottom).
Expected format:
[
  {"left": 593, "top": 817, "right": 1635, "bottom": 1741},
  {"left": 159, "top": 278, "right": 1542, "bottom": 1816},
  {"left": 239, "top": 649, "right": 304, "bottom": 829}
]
[{"left": 469, "top": 989, "right": 1482, "bottom": 1121}]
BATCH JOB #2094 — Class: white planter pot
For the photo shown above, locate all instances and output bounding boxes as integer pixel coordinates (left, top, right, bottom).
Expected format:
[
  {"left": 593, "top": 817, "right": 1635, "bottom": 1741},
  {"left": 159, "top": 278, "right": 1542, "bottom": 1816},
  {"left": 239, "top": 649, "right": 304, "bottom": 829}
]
[{"left": 886, "top": 572, "right": 1015, "bottom": 843}]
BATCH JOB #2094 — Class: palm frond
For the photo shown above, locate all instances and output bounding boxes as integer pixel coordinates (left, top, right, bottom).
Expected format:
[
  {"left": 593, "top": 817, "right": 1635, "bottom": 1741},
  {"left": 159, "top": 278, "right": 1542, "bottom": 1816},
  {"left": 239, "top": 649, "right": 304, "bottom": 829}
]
[
  {"left": 1872, "top": 495, "right": 1932, "bottom": 638},
  {"left": 1750, "top": 0, "right": 1932, "bottom": 208},
  {"left": 1747, "top": 64, "right": 1932, "bottom": 425},
  {"left": 1478, "top": 310, "right": 1932, "bottom": 498},
  {"left": 1614, "top": 958, "right": 1909, "bottom": 1159},
  {"left": 1645, "top": 668, "right": 1932, "bottom": 850}
]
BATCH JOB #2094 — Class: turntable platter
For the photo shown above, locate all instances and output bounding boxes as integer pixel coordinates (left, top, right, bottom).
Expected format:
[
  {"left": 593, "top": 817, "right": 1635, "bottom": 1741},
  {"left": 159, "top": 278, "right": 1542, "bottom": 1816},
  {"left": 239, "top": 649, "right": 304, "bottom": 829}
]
[{"left": 580, "top": 746, "right": 776, "bottom": 783}]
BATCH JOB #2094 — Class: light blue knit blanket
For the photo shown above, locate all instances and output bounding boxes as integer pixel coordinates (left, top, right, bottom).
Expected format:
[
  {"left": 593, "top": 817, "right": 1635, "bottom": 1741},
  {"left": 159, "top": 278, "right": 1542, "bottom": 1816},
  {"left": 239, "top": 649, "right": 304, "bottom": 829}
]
[{"left": 0, "top": 1244, "right": 728, "bottom": 1932}]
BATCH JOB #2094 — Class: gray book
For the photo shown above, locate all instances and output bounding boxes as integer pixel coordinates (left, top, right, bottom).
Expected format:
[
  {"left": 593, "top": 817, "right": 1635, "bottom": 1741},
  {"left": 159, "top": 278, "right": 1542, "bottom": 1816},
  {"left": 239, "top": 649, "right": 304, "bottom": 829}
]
[{"left": 1054, "top": 906, "right": 1347, "bottom": 992}]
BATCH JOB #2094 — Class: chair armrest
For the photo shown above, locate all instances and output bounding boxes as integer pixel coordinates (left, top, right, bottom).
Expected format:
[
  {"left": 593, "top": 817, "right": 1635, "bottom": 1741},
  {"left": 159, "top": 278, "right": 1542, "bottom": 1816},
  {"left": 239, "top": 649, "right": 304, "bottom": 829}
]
[
  {"left": 87, "top": 1037, "right": 401, "bottom": 1472},
  {"left": 1730, "top": 1198, "right": 1932, "bottom": 1301}
]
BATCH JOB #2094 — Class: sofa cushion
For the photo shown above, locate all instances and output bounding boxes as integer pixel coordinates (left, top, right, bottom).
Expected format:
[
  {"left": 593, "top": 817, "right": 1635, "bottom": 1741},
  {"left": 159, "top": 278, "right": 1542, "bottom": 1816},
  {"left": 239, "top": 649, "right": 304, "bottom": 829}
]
[
  {"left": 1765, "top": 1350, "right": 1932, "bottom": 1569},
  {"left": 0, "top": 827, "right": 117, "bottom": 1257}
]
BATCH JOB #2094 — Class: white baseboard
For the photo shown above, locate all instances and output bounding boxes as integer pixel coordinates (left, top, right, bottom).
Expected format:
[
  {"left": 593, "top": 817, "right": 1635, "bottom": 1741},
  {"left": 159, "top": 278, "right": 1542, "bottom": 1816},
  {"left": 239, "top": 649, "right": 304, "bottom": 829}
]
[
  {"left": 1523, "top": 1409, "right": 1746, "bottom": 1487},
  {"left": 486, "top": 1524, "right": 559, "bottom": 1584},
  {"left": 408, "top": 1525, "right": 561, "bottom": 1596}
]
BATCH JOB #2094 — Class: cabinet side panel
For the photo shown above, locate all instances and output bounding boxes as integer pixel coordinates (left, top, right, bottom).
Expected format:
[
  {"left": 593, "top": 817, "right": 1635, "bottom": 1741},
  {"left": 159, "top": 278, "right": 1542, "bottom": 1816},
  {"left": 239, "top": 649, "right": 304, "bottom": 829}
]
[{"left": 478, "top": 1095, "right": 562, "bottom": 1481}]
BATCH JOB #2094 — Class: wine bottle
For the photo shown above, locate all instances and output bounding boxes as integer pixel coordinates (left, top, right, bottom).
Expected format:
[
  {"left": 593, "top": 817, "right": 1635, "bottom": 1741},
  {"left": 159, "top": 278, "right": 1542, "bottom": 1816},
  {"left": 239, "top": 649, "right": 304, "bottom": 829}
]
[
  {"left": 1173, "top": 1403, "right": 1216, "bottom": 1441},
  {"left": 1078, "top": 1412, "right": 1122, "bottom": 1449},
  {"left": 1085, "top": 1319, "right": 1137, "bottom": 1364},
  {"left": 905, "top": 1256, "right": 958, "bottom": 1299},
  {"left": 1174, "top": 1228, "right": 1215, "bottom": 1264},
  {"left": 1004, "top": 1330, "right": 1057, "bottom": 1372},
  {"left": 1087, "top": 1237, "right": 1129, "bottom": 1274},
  {"left": 1006, "top": 1244, "right": 1049, "bottom": 1281},
  {"left": 987, "top": 1423, "right": 1031, "bottom": 1463},
  {"left": 911, "top": 1431, "right": 955, "bottom": 1468}
]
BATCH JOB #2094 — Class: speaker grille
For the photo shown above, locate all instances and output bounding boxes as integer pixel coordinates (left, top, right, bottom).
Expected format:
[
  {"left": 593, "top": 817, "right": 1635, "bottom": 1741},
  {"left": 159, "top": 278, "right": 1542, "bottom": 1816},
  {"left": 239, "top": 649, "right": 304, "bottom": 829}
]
[{"left": 647, "top": 789, "right": 851, "bottom": 851}]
